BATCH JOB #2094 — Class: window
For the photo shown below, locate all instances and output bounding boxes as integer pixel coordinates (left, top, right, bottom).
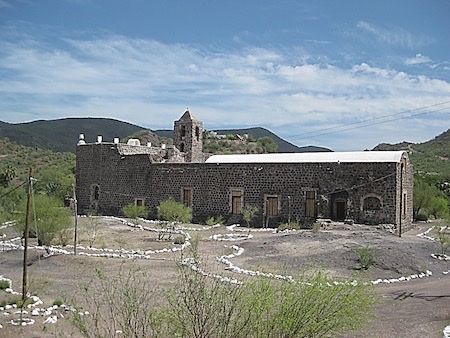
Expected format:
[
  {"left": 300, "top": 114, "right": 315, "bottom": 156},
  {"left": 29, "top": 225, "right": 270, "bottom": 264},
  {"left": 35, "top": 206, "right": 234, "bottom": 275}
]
[
  {"left": 135, "top": 198, "right": 144, "bottom": 207},
  {"left": 92, "top": 185, "right": 100, "bottom": 201},
  {"left": 182, "top": 188, "right": 193, "bottom": 207},
  {"left": 231, "top": 189, "right": 243, "bottom": 214},
  {"left": 305, "top": 190, "right": 316, "bottom": 217},
  {"left": 363, "top": 196, "right": 381, "bottom": 211},
  {"left": 266, "top": 196, "right": 279, "bottom": 216},
  {"left": 195, "top": 126, "right": 200, "bottom": 141},
  {"left": 180, "top": 143, "right": 185, "bottom": 152},
  {"left": 181, "top": 125, "right": 186, "bottom": 137}
]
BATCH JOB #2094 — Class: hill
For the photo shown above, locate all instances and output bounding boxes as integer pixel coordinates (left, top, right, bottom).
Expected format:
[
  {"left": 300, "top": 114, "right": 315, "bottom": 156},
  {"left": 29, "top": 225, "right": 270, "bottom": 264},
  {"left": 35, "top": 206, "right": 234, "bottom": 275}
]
[
  {"left": 0, "top": 118, "right": 329, "bottom": 154},
  {"left": 0, "top": 118, "right": 144, "bottom": 153},
  {"left": 373, "top": 129, "right": 450, "bottom": 177},
  {"left": 154, "top": 127, "right": 330, "bottom": 153}
]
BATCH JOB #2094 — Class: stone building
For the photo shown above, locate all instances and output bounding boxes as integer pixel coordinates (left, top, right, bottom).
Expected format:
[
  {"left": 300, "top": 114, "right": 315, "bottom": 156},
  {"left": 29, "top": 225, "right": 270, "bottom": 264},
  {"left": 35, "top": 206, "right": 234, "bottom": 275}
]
[{"left": 76, "top": 110, "right": 414, "bottom": 234}]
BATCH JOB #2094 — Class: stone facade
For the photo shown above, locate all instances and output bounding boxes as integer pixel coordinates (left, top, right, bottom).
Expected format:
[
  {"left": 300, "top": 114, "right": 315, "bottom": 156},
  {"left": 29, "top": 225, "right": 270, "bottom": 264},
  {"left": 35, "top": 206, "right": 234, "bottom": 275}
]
[{"left": 76, "top": 111, "right": 414, "bottom": 234}]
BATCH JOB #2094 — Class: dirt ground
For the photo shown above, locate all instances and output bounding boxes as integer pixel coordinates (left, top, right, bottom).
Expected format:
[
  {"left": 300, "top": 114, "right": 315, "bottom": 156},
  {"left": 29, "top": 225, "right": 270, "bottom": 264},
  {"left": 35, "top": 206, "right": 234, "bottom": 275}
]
[{"left": 1, "top": 217, "right": 449, "bottom": 338}]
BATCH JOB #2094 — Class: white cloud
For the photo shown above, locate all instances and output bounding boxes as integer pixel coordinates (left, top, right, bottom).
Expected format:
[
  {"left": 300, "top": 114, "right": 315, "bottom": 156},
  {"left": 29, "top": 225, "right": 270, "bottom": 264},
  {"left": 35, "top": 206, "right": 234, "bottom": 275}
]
[
  {"left": 356, "top": 21, "right": 433, "bottom": 49},
  {"left": 0, "top": 32, "right": 449, "bottom": 151},
  {"left": 405, "top": 53, "right": 432, "bottom": 65}
]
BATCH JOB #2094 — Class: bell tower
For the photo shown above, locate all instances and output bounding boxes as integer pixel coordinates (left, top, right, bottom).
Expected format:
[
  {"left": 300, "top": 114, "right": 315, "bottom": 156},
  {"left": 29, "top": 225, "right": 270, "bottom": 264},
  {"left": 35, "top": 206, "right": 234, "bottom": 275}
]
[{"left": 173, "top": 108, "right": 203, "bottom": 162}]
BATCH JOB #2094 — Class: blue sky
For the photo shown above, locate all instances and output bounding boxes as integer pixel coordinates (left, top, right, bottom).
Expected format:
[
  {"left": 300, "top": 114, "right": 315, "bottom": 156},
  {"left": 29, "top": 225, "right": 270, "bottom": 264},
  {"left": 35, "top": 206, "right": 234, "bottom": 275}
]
[{"left": 0, "top": 0, "right": 449, "bottom": 151}]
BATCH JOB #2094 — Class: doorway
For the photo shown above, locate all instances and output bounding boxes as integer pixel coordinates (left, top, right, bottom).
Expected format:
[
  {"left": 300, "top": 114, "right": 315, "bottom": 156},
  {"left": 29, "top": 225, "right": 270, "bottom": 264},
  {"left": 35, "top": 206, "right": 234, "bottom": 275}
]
[{"left": 331, "top": 190, "right": 349, "bottom": 221}]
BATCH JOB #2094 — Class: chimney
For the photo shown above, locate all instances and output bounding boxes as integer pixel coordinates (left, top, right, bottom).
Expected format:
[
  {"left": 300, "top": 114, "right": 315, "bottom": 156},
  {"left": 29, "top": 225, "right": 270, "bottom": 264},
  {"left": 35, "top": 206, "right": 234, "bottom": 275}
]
[{"left": 77, "top": 133, "right": 86, "bottom": 145}]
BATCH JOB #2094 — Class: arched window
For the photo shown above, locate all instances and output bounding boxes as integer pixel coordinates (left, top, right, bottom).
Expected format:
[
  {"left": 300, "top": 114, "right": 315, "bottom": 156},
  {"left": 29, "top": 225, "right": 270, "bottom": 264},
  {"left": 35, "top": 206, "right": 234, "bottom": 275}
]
[
  {"left": 181, "top": 126, "right": 186, "bottom": 137},
  {"left": 180, "top": 143, "right": 185, "bottom": 152},
  {"left": 363, "top": 196, "right": 382, "bottom": 211},
  {"left": 195, "top": 126, "right": 200, "bottom": 141}
]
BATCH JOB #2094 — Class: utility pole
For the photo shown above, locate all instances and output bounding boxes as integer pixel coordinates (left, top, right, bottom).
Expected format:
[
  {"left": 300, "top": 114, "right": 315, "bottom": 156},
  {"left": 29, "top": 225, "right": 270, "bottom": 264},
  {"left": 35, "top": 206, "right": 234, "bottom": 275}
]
[
  {"left": 21, "top": 168, "right": 32, "bottom": 320},
  {"left": 72, "top": 184, "right": 78, "bottom": 255}
]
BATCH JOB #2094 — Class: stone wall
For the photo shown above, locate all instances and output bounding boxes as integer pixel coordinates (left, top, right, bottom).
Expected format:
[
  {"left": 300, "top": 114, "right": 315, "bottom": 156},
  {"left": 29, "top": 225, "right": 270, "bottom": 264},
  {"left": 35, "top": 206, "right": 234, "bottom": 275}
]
[{"left": 76, "top": 143, "right": 413, "bottom": 232}]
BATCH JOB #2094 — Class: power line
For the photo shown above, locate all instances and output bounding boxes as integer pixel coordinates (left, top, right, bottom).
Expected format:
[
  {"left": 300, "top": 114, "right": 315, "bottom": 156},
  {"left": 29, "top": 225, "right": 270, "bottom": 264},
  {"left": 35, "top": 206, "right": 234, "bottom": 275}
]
[
  {"left": 284, "top": 100, "right": 450, "bottom": 142},
  {"left": 292, "top": 106, "right": 450, "bottom": 141},
  {"left": 0, "top": 181, "right": 27, "bottom": 200}
]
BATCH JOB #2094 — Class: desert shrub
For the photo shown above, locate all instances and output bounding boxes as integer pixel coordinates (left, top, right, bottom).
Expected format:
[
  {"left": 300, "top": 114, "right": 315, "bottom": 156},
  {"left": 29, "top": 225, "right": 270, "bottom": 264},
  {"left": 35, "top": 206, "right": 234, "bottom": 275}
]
[
  {"left": 173, "top": 236, "right": 185, "bottom": 245},
  {"left": 73, "top": 265, "right": 164, "bottom": 338},
  {"left": 58, "top": 227, "right": 73, "bottom": 246},
  {"left": 242, "top": 205, "right": 259, "bottom": 228},
  {"left": 415, "top": 213, "right": 428, "bottom": 221},
  {"left": 85, "top": 213, "right": 101, "bottom": 248},
  {"left": 157, "top": 198, "right": 192, "bottom": 223},
  {"left": 311, "top": 222, "right": 321, "bottom": 232},
  {"left": 206, "top": 215, "right": 224, "bottom": 226},
  {"left": 278, "top": 222, "right": 301, "bottom": 231},
  {"left": 121, "top": 203, "right": 148, "bottom": 222},
  {"left": 0, "top": 280, "right": 10, "bottom": 290},
  {"left": 357, "top": 246, "right": 375, "bottom": 269},
  {"left": 165, "top": 266, "right": 376, "bottom": 338},
  {"left": 72, "top": 257, "right": 377, "bottom": 338},
  {"left": 434, "top": 221, "right": 450, "bottom": 255},
  {"left": 53, "top": 298, "right": 64, "bottom": 307}
]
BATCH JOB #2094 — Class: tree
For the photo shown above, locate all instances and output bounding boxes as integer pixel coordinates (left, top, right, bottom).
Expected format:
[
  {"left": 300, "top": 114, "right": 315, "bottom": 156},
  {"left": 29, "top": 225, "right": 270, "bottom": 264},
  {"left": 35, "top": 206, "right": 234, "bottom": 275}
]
[
  {"left": 121, "top": 203, "right": 148, "bottom": 224},
  {"left": 413, "top": 177, "right": 434, "bottom": 220},
  {"left": 414, "top": 176, "right": 450, "bottom": 220},
  {"left": 429, "top": 197, "right": 449, "bottom": 219},
  {"left": 256, "top": 137, "right": 278, "bottom": 153},
  {"left": 157, "top": 198, "right": 192, "bottom": 223},
  {"left": 35, "top": 167, "right": 75, "bottom": 200},
  {"left": 15, "top": 194, "right": 71, "bottom": 247}
]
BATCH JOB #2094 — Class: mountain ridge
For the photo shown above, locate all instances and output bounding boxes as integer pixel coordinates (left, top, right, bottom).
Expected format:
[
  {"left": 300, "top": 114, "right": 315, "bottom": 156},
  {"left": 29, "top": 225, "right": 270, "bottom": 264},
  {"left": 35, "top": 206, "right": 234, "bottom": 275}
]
[{"left": 0, "top": 118, "right": 329, "bottom": 153}]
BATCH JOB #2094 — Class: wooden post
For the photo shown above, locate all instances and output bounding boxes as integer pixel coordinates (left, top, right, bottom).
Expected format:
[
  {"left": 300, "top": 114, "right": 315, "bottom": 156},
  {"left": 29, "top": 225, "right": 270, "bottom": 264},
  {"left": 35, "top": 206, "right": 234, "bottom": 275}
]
[{"left": 21, "top": 168, "right": 32, "bottom": 319}]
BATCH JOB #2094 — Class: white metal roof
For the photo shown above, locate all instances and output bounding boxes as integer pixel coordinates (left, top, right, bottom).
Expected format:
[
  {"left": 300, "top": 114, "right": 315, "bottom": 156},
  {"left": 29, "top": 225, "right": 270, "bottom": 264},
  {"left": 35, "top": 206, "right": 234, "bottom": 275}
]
[{"left": 205, "top": 151, "right": 406, "bottom": 164}]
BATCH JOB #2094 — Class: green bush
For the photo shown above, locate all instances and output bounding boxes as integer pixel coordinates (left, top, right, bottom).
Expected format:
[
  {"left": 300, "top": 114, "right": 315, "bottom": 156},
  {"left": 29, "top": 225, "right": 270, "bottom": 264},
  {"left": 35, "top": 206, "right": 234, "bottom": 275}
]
[
  {"left": 357, "top": 246, "right": 375, "bottom": 270},
  {"left": 206, "top": 215, "right": 224, "bottom": 226},
  {"left": 157, "top": 198, "right": 192, "bottom": 223},
  {"left": 0, "top": 280, "right": 10, "bottom": 290},
  {"left": 278, "top": 222, "right": 301, "bottom": 231},
  {"left": 121, "top": 203, "right": 148, "bottom": 220},
  {"left": 53, "top": 298, "right": 64, "bottom": 307}
]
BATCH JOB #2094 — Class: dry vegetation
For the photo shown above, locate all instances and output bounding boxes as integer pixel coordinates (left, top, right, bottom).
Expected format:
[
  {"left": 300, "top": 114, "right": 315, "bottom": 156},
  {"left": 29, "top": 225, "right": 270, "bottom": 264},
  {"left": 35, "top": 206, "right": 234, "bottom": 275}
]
[{"left": 0, "top": 217, "right": 450, "bottom": 337}]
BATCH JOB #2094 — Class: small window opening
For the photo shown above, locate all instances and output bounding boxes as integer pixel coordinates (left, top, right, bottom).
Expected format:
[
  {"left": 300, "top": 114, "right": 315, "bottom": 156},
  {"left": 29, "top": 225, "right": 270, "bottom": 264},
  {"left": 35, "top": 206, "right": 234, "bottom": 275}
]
[
  {"left": 195, "top": 126, "right": 200, "bottom": 141},
  {"left": 93, "top": 185, "right": 100, "bottom": 200}
]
